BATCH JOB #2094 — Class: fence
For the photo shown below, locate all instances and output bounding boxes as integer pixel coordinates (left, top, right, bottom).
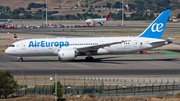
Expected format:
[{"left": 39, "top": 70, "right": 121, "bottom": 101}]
[{"left": 14, "top": 75, "right": 180, "bottom": 97}]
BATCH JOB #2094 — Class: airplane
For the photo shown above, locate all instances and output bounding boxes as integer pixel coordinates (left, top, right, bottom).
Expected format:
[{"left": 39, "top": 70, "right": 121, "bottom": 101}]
[
  {"left": 85, "top": 13, "right": 110, "bottom": 26},
  {"left": 5, "top": 10, "right": 172, "bottom": 62}
]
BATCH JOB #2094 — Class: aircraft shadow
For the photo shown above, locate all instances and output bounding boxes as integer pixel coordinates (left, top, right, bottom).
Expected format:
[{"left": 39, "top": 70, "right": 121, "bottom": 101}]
[{"left": 8, "top": 58, "right": 178, "bottom": 64}]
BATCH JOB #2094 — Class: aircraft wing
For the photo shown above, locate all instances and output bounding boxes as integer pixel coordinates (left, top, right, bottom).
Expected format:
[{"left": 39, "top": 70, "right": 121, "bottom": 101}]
[{"left": 76, "top": 40, "right": 125, "bottom": 52}]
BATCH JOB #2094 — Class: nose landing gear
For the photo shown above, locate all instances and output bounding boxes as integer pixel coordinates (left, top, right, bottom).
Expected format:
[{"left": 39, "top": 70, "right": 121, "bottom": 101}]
[{"left": 17, "top": 56, "right": 23, "bottom": 62}]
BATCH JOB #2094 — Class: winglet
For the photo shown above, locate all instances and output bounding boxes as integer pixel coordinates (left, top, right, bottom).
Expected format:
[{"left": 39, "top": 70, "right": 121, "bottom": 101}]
[{"left": 139, "top": 10, "right": 171, "bottom": 39}]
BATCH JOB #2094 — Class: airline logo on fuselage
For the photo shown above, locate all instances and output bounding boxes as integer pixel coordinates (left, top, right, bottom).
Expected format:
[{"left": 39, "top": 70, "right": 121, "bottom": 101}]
[
  {"left": 28, "top": 41, "right": 70, "bottom": 48},
  {"left": 151, "top": 23, "right": 164, "bottom": 32}
]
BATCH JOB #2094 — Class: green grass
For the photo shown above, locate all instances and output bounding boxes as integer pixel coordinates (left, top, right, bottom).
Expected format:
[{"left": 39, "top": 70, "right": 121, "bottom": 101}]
[
  {"left": 0, "top": 45, "right": 8, "bottom": 53},
  {"left": 0, "top": 50, "right": 5, "bottom": 52},
  {"left": 0, "top": 45, "right": 9, "bottom": 47}
]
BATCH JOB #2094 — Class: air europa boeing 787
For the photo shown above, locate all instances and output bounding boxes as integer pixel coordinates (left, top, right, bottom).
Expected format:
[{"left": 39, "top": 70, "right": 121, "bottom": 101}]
[{"left": 5, "top": 10, "right": 172, "bottom": 62}]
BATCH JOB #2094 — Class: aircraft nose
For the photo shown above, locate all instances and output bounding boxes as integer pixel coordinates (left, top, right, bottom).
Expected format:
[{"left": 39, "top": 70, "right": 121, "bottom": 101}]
[
  {"left": 5, "top": 48, "right": 9, "bottom": 54},
  {"left": 5, "top": 48, "right": 16, "bottom": 55},
  {"left": 85, "top": 20, "right": 89, "bottom": 22},
  {"left": 5, "top": 48, "right": 11, "bottom": 54}
]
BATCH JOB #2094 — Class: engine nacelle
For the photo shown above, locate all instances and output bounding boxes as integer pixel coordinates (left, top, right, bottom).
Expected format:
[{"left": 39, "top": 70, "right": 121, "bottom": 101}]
[{"left": 58, "top": 49, "right": 76, "bottom": 60}]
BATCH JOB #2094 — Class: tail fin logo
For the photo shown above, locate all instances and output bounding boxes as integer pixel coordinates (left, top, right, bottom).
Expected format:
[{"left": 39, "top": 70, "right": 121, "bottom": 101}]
[
  {"left": 139, "top": 10, "right": 171, "bottom": 39},
  {"left": 151, "top": 23, "right": 164, "bottom": 32}
]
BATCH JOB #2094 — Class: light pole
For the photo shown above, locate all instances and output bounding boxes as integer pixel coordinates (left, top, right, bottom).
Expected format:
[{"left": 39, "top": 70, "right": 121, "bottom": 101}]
[
  {"left": 50, "top": 73, "right": 57, "bottom": 101},
  {"left": 34, "top": 75, "right": 36, "bottom": 93},
  {"left": 121, "top": 0, "right": 124, "bottom": 26},
  {"left": 55, "top": 73, "right": 57, "bottom": 101},
  {"left": 46, "top": 0, "right": 48, "bottom": 25},
  {"left": 42, "top": 9, "right": 44, "bottom": 26}
]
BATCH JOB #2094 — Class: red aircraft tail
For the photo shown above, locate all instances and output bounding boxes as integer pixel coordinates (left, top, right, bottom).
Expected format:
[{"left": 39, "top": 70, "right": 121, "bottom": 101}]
[{"left": 105, "top": 13, "right": 110, "bottom": 21}]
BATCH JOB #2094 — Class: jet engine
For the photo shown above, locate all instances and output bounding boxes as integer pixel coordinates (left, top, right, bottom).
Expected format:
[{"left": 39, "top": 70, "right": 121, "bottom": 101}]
[{"left": 58, "top": 49, "right": 76, "bottom": 60}]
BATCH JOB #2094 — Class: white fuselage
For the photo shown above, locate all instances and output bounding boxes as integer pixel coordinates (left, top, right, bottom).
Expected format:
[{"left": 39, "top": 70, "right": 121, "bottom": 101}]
[
  {"left": 5, "top": 10, "right": 172, "bottom": 61},
  {"left": 85, "top": 18, "right": 106, "bottom": 24},
  {"left": 5, "top": 37, "right": 167, "bottom": 56}
]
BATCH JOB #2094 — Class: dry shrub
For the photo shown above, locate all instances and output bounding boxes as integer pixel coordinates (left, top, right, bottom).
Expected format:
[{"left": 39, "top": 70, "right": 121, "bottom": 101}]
[
  {"left": 2, "top": 94, "right": 180, "bottom": 101},
  {"left": 174, "top": 93, "right": 180, "bottom": 98},
  {"left": 0, "top": 94, "right": 55, "bottom": 101},
  {"left": 150, "top": 97, "right": 180, "bottom": 101},
  {"left": 88, "top": 94, "right": 96, "bottom": 98},
  {"left": 66, "top": 96, "right": 150, "bottom": 101}
]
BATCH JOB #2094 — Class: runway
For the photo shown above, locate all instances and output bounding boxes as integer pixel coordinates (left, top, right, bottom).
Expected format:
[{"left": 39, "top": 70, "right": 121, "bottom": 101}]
[
  {"left": 0, "top": 26, "right": 140, "bottom": 36},
  {"left": 0, "top": 53, "right": 180, "bottom": 76},
  {"left": 0, "top": 25, "right": 180, "bottom": 35},
  {"left": 0, "top": 24, "right": 180, "bottom": 76}
]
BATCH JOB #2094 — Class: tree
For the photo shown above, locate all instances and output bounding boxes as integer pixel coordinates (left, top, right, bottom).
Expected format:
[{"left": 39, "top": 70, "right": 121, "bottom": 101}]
[
  {"left": 177, "top": 13, "right": 180, "bottom": 18},
  {"left": 18, "top": 7, "right": 26, "bottom": 13},
  {"left": 98, "top": 10, "right": 101, "bottom": 13},
  {"left": 82, "top": 9, "right": 86, "bottom": 12},
  {"left": 77, "top": 13, "right": 82, "bottom": 18},
  {"left": 27, "top": 3, "right": 46, "bottom": 10},
  {"left": 0, "top": 71, "right": 19, "bottom": 98},
  {"left": 128, "top": 3, "right": 136, "bottom": 11},
  {"left": 85, "top": 4, "right": 89, "bottom": 8},
  {"left": 51, "top": 81, "right": 63, "bottom": 99},
  {"left": 134, "top": 0, "right": 144, "bottom": 4},
  {"left": 106, "top": 2, "right": 112, "bottom": 8},
  {"left": 155, "top": 0, "right": 170, "bottom": 7},
  {"left": 13, "top": 9, "right": 20, "bottom": 15},
  {"left": 114, "top": 1, "right": 122, "bottom": 8}
]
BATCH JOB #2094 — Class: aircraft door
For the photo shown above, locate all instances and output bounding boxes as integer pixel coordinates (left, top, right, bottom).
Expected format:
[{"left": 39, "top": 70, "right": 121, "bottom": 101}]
[
  {"left": 139, "top": 42, "right": 143, "bottom": 49},
  {"left": 133, "top": 40, "right": 138, "bottom": 47},
  {"left": 21, "top": 42, "right": 26, "bottom": 50}
]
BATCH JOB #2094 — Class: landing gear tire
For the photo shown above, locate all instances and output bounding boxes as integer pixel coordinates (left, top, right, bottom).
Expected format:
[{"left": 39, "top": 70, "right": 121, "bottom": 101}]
[
  {"left": 90, "top": 57, "right": 94, "bottom": 62},
  {"left": 58, "top": 57, "right": 61, "bottom": 61},
  {"left": 85, "top": 57, "right": 94, "bottom": 62},
  {"left": 19, "top": 58, "right": 23, "bottom": 62},
  {"left": 17, "top": 56, "right": 23, "bottom": 62}
]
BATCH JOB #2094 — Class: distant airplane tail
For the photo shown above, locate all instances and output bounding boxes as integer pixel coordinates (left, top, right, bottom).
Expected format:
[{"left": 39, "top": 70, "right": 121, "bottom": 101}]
[
  {"left": 106, "top": 13, "right": 110, "bottom": 21},
  {"left": 139, "top": 10, "right": 171, "bottom": 39}
]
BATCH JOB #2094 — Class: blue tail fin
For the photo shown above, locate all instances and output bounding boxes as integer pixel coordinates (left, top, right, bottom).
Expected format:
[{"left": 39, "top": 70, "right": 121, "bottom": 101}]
[{"left": 139, "top": 10, "right": 171, "bottom": 39}]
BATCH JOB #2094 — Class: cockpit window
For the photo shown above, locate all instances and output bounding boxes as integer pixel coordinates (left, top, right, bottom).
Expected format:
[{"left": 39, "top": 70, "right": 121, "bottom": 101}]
[{"left": 9, "top": 45, "right": 15, "bottom": 47}]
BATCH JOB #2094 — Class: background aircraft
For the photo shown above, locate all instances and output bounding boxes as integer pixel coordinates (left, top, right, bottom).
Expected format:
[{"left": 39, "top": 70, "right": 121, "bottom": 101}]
[
  {"left": 5, "top": 10, "right": 172, "bottom": 62},
  {"left": 85, "top": 13, "right": 110, "bottom": 26}
]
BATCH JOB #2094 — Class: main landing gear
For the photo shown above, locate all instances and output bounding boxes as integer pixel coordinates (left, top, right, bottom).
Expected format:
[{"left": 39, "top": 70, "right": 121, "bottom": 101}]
[
  {"left": 17, "top": 56, "right": 23, "bottom": 62},
  {"left": 85, "top": 57, "right": 94, "bottom": 62},
  {"left": 85, "top": 51, "right": 94, "bottom": 62}
]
